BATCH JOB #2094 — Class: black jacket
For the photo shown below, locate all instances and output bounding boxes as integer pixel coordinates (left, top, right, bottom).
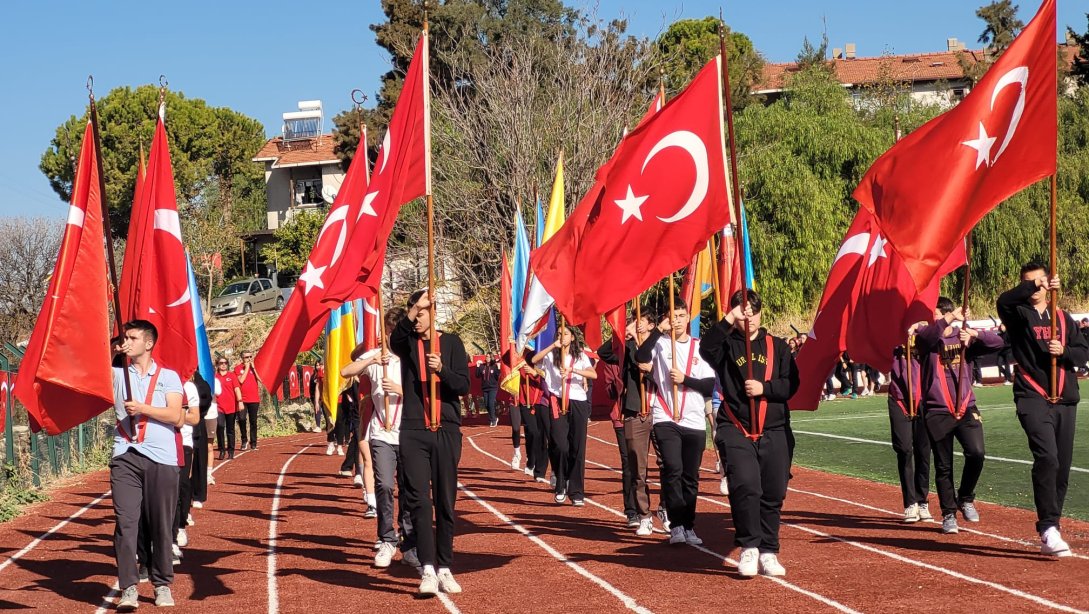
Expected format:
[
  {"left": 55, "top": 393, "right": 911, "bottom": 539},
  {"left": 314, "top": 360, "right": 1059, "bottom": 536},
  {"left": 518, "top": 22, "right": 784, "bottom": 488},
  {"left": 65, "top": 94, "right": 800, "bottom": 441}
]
[
  {"left": 390, "top": 316, "right": 471, "bottom": 429},
  {"left": 700, "top": 320, "right": 798, "bottom": 432},
  {"left": 996, "top": 280, "right": 1089, "bottom": 404},
  {"left": 476, "top": 363, "right": 500, "bottom": 391},
  {"left": 597, "top": 337, "right": 646, "bottom": 416}
]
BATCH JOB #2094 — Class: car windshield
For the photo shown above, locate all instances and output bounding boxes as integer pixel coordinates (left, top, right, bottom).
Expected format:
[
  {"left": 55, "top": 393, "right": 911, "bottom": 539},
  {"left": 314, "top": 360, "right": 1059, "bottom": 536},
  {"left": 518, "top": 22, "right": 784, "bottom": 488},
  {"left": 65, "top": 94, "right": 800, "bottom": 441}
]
[{"left": 220, "top": 282, "right": 250, "bottom": 297}]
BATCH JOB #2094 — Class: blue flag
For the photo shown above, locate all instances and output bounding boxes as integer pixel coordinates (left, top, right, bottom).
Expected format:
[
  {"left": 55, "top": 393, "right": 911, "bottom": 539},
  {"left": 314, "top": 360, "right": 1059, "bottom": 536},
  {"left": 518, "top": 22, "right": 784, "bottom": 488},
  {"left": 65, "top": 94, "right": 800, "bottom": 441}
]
[
  {"left": 511, "top": 208, "right": 531, "bottom": 341},
  {"left": 740, "top": 200, "right": 756, "bottom": 289},
  {"left": 185, "top": 252, "right": 214, "bottom": 385}
]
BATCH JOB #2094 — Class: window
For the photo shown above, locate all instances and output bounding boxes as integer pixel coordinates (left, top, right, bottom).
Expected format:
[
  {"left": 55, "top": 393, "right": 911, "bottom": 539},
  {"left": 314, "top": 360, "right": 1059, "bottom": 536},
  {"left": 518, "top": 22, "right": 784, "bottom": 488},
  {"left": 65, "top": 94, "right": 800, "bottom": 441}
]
[
  {"left": 260, "top": 279, "right": 272, "bottom": 291},
  {"left": 295, "top": 178, "right": 324, "bottom": 205},
  {"left": 249, "top": 282, "right": 261, "bottom": 295}
]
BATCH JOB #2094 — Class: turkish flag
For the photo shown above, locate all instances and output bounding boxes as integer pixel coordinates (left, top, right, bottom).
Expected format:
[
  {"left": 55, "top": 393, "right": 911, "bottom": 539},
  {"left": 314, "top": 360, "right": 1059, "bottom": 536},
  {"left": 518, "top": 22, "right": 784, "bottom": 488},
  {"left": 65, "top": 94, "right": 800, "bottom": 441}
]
[
  {"left": 854, "top": 0, "right": 1056, "bottom": 292},
  {"left": 362, "top": 296, "right": 381, "bottom": 352},
  {"left": 254, "top": 121, "right": 372, "bottom": 387},
  {"left": 532, "top": 57, "right": 729, "bottom": 324},
  {"left": 0, "top": 372, "right": 8, "bottom": 432},
  {"left": 790, "top": 209, "right": 965, "bottom": 409},
  {"left": 15, "top": 120, "right": 114, "bottom": 434},
  {"left": 322, "top": 31, "right": 429, "bottom": 306},
  {"left": 301, "top": 366, "right": 314, "bottom": 399},
  {"left": 288, "top": 367, "right": 300, "bottom": 399},
  {"left": 118, "top": 106, "right": 197, "bottom": 380}
]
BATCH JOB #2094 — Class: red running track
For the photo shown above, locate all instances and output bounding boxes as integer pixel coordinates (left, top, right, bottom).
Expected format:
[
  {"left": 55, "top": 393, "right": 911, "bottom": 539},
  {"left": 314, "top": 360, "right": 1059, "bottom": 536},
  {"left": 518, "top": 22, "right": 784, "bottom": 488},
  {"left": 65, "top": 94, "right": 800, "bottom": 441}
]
[{"left": 0, "top": 422, "right": 1086, "bottom": 613}]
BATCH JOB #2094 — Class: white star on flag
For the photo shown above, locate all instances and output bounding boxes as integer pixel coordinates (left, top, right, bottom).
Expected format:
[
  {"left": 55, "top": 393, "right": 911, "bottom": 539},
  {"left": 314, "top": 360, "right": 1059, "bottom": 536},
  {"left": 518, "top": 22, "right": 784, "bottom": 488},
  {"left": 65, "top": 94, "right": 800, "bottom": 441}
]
[
  {"left": 868, "top": 235, "right": 889, "bottom": 266},
  {"left": 961, "top": 122, "right": 997, "bottom": 170},
  {"left": 613, "top": 186, "right": 648, "bottom": 224},
  {"left": 299, "top": 261, "right": 327, "bottom": 294}
]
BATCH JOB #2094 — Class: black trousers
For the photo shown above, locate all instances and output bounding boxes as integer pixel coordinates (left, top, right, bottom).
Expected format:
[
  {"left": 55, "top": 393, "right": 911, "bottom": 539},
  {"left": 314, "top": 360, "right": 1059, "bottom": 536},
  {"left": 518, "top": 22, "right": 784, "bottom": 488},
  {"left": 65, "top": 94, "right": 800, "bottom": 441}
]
[
  {"left": 549, "top": 405, "right": 571, "bottom": 495},
  {"left": 173, "top": 447, "right": 194, "bottom": 536},
  {"left": 654, "top": 422, "right": 704, "bottom": 530},
  {"left": 238, "top": 401, "right": 260, "bottom": 447},
  {"left": 339, "top": 406, "right": 361, "bottom": 473},
  {"left": 1015, "top": 398, "right": 1077, "bottom": 533},
  {"left": 888, "top": 398, "right": 931, "bottom": 507},
  {"left": 483, "top": 388, "right": 498, "bottom": 423},
  {"left": 512, "top": 404, "right": 540, "bottom": 470},
  {"left": 996, "top": 351, "right": 1014, "bottom": 382},
  {"left": 533, "top": 403, "right": 551, "bottom": 479},
  {"left": 222, "top": 413, "right": 237, "bottom": 453},
  {"left": 925, "top": 409, "right": 985, "bottom": 516},
  {"left": 111, "top": 450, "right": 180, "bottom": 589},
  {"left": 190, "top": 431, "right": 208, "bottom": 503},
  {"left": 716, "top": 425, "right": 792, "bottom": 553},
  {"left": 565, "top": 400, "right": 590, "bottom": 501},
  {"left": 614, "top": 425, "right": 636, "bottom": 518},
  {"left": 399, "top": 427, "right": 462, "bottom": 568}
]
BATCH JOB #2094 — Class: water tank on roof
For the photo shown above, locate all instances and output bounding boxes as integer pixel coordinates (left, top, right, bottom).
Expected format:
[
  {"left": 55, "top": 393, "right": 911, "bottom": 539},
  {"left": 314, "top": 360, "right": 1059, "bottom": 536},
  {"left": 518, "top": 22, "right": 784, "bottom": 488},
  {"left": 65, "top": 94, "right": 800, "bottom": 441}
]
[{"left": 283, "top": 100, "right": 323, "bottom": 141}]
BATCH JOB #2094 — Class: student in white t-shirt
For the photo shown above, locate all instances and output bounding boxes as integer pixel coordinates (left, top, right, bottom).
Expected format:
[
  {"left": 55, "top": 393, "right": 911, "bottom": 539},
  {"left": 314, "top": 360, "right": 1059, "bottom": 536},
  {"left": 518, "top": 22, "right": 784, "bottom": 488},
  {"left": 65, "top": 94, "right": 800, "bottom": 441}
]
[
  {"left": 531, "top": 325, "right": 597, "bottom": 506},
  {"left": 635, "top": 298, "right": 717, "bottom": 547},
  {"left": 175, "top": 378, "right": 204, "bottom": 553},
  {"left": 342, "top": 307, "right": 419, "bottom": 570}
]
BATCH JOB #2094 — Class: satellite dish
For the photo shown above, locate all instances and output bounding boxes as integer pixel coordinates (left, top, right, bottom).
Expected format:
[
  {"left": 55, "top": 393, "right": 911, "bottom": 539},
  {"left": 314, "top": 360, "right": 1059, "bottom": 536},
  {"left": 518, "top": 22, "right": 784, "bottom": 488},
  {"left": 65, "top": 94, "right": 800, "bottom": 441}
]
[{"left": 321, "top": 185, "right": 338, "bottom": 204}]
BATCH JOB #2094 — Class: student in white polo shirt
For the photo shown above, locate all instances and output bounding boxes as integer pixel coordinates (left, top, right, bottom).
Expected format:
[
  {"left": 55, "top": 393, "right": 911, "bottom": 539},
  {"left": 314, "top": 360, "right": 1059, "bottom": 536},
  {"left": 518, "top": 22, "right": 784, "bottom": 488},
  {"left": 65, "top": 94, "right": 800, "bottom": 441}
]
[
  {"left": 636, "top": 298, "right": 717, "bottom": 546},
  {"left": 110, "top": 320, "right": 184, "bottom": 611},
  {"left": 342, "top": 307, "right": 419, "bottom": 570}
]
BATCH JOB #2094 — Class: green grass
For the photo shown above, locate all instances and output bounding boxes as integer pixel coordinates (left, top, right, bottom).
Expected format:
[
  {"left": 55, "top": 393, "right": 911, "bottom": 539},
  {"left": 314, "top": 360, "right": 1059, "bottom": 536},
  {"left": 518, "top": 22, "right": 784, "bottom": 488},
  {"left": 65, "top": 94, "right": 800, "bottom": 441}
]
[{"left": 790, "top": 383, "right": 1089, "bottom": 521}]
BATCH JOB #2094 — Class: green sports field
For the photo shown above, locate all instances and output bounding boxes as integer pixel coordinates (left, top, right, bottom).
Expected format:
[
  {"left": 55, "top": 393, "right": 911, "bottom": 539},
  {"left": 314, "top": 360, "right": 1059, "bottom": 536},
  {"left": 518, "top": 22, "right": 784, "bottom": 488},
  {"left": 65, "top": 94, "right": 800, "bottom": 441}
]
[{"left": 789, "top": 383, "right": 1089, "bottom": 521}]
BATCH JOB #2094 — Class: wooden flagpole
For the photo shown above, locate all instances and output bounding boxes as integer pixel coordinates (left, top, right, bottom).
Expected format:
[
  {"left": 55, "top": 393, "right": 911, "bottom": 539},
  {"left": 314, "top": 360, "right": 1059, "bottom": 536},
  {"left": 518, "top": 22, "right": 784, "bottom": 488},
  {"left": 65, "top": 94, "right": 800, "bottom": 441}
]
[
  {"left": 667, "top": 275, "right": 680, "bottom": 420},
  {"left": 88, "top": 76, "right": 132, "bottom": 405},
  {"left": 635, "top": 296, "right": 647, "bottom": 416},
  {"left": 1049, "top": 173, "right": 1058, "bottom": 401},
  {"left": 559, "top": 315, "right": 569, "bottom": 415},
  {"left": 719, "top": 18, "right": 757, "bottom": 431},
  {"left": 422, "top": 9, "right": 439, "bottom": 430}
]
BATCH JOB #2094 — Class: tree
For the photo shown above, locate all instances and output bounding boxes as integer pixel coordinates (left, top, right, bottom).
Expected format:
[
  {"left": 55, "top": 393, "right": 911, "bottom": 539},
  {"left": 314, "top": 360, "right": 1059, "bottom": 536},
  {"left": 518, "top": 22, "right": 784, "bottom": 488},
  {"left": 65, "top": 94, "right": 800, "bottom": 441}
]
[
  {"left": 1070, "top": 14, "right": 1089, "bottom": 87},
  {"left": 655, "top": 17, "right": 765, "bottom": 110},
  {"left": 39, "top": 85, "right": 267, "bottom": 238},
  {"left": 796, "top": 32, "right": 831, "bottom": 71},
  {"left": 976, "top": 1, "right": 1024, "bottom": 53},
  {"left": 0, "top": 218, "right": 63, "bottom": 343},
  {"left": 259, "top": 211, "right": 324, "bottom": 276}
]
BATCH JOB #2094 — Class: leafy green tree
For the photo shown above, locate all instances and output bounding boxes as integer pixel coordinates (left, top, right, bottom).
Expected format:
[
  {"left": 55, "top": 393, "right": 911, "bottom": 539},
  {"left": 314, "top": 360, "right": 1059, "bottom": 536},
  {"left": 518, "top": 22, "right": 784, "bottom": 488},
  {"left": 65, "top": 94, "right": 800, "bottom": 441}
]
[
  {"left": 655, "top": 17, "right": 764, "bottom": 110},
  {"left": 796, "top": 32, "right": 831, "bottom": 71},
  {"left": 260, "top": 210, "right": 324, "bottom": 276},
  {"left": 976, "top": 1, "right": 1024, "bottom": 52},
  {"left": 1070, "top": 14, "right": 1089, "bottom": 87}
]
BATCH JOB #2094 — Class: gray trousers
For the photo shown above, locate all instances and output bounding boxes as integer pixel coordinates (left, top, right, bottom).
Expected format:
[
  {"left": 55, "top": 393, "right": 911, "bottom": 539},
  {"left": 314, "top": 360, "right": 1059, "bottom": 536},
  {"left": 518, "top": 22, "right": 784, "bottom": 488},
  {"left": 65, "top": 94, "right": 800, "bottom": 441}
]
[
  {"left": 371, "top": 439, "right": 413, "bottom": 551},
  {"left": 110, "top": 449, "right": 180, "bottom": 588}
]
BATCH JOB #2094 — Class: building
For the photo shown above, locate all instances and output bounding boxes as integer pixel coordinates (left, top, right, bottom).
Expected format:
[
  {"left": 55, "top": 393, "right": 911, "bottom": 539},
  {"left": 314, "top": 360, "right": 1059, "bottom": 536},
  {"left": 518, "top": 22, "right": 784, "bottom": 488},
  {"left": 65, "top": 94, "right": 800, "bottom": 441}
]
[
  {"left": 252, "top": 101, "right": 346, "bottom": 231},
  {"left": 756, "top": 36, "right": 1082, "bottom": 106}
]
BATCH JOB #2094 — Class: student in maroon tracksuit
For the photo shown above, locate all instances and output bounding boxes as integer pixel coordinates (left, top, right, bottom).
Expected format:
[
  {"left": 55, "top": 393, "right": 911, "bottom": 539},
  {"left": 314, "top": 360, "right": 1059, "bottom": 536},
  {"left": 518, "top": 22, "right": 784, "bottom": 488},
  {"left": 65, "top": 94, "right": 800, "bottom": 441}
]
[
  {"left": 701, "top": 290, "right": 798, "bottom": 579},
  {"left": 910, "top": 298, "right": 1002, "bottom": 534},
  {"left": 997, "top": 262, "right": 1087, "bottom": 557},
  {"left": 887, "top": 343, "right": 932, "bottom": 524}
]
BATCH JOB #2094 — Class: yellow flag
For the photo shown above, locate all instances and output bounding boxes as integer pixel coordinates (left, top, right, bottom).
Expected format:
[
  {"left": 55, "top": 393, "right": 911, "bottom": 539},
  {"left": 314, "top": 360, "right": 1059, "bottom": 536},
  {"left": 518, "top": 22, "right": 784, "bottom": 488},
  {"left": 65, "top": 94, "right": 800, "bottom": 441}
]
[{"left": 322, "top": 302, "right": 357, "bottom": 423}]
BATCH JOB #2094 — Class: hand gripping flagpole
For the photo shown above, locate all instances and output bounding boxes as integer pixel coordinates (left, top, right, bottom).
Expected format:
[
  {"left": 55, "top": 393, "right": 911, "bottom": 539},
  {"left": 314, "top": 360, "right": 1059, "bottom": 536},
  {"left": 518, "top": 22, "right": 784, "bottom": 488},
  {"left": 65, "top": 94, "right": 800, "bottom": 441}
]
[
  {"left": 1049, "top": 174, "right": 1059, "bottom": 402},
  {"left": 719, "top": 17, "right": 758, "bottom": 437},
  {"left": 88, "top": 76, "right": 133, "bottom": 410}
]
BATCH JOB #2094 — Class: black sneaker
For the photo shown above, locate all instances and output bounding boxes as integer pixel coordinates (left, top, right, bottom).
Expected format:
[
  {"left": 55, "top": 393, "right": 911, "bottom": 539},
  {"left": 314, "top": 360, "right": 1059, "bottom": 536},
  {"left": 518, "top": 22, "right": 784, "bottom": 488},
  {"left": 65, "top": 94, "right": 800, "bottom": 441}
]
[
  {"left": 626, "top": 514, "right": 639, "bottom": 527},
  {"left": 138, "top": 566, "right": 149, "bottom": 583}
]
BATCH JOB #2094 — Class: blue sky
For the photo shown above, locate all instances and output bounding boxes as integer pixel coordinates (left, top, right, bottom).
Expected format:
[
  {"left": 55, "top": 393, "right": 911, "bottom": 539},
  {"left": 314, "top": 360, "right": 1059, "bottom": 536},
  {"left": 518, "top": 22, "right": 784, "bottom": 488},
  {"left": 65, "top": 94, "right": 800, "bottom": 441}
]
[{"left": 0, "top": 0, "right": 1082, "bottom": 220}]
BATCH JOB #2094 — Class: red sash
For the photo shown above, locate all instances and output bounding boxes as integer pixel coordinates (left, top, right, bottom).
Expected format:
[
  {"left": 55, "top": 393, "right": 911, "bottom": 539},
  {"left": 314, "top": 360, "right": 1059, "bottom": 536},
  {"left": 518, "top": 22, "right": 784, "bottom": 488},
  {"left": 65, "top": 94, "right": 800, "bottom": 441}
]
[
  {"left": 117, "top": 368, "right": 161, "bottom": 444},
  {"left": 652, "top": 339, "right": 698, "bottom": 423},
  {"left": 1020, "top": 309, "right": 1067, "bottom": 401},
  {"left": 935, "top": 353, "right": 972, "bottom": 419},
  {"left": 723, "top": 335, "right": 774, "bottom": 442},
  {"left": 417, "top": 334, "right": 442, "bottom": 429}
]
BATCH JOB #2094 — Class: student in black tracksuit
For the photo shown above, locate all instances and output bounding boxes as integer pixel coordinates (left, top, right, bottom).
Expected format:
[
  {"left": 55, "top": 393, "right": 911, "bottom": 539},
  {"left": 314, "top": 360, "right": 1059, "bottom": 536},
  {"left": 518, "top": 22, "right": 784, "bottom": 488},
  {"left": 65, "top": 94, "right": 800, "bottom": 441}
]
[
  {"left": 887, "top": 343, "right": 932, "bottom": 523},
  {"left": 477, "top": 357, "right": 500, "bottom": 427},
  {"left": 390, "top": 290, "right": 471, "bottom": 596},
  {"left": 996, "top": 262, "right": 1087, "bottom": 557},
  {"left": 701, "top": 290, "right": 797, "bottom": 579}
]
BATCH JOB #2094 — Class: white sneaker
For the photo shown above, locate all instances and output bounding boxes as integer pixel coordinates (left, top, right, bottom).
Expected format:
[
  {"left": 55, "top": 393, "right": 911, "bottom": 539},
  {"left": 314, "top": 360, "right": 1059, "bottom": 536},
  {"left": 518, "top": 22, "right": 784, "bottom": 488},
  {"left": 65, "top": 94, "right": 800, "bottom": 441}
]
[
  {"left": 325, "top": 442, "right": 335, "bottom": 456},
  {"left": 737, "top": 547, "right": 759, "bottom": 577},
  {"left": 419, "top": 570, "right": 439, "bottom": 597},
  {"left": 636, "top": 517, "right": 654, "bottom": 536},
  {"left": 437, "top": 569, "right": 462, "bottom": 594},
  {"left": 186, "top": 514, "right": 195, "bottom": 526},
  {"left": 511, "top": 449, "right": 521, "bottom": 470},
  {"left": 524, "top": 466, "right": 534, "bottom": 477},
  {"left": 668, "top": 526, "right": 687, "bottom": 545},
  {"left": 353, "top": 474, "right": 364, "bottom": 487},
  {"left": 535, "top": 477, "right": 548, "bottom": 484},
  {"left": 684, "top": 528, "right": 703, "bottom": 546},
  {"left": 176, "top": 528, "right": 188, "bottom": 548},
  {"left": 715, "top": 459, "right": 722, "bottom": 473},
  {"left": 555, "top": 491, "right": 567, "bottom": 504},
  {"left": 336, "top": 445, "right": 345, "bottom": 456},
  {"left": 207, "top": 471, "right": 216, "bottom": 485},
  {"left": 1041, "top": 527, "right": 1073, "bottom": 557},
  {"left": 657, "top": 508, "right": 671, "bottom": 532},
  {"left": 719, "top": 476, "right": 730, "bottom": 496},
  {"left": 401, "top": 547, "right": 421, "bottom": 567},
  {"left": 375, "top": 542, "right": 395, "bottom": 568},
  {"left": 759, "top": 552, "right": 786, "bottom": 577},
  {"left": 171, "top": 543, "right": 182, "bottom": 559},
  {"left": 192, "top": 500, "right": 203, "bottom": 509},
  {"left": 903, "top": 503, "right": 920, "bottom": 523},
  {"left": 917, "top": 502, "right": 933, "bottom": 521}
]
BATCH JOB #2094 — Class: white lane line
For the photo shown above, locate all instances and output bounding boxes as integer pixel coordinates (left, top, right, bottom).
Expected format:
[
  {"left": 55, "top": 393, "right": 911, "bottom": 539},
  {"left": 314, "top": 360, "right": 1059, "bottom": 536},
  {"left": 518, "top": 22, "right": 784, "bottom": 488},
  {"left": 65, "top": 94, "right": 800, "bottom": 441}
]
[
  {"left": 792, "top": 430, "right": 1089, "bottom": 473},
  {"left": 0, "top": 490, "right": 112, "bottom": 574},
  {"left": 791, "top": 403, "right": 1016, "bottom": 423},
  {"left": 93, "top": 447, "right": 256, "bottom": 612},
  {"left": 469, "top": 434, "right": 860, "bottom": 614},
  {"left": 579, "top": 435, "right": 1089, "bottom": 613},
  {"left": 268, "top": 444, "right": 315, "bottom": 614}
]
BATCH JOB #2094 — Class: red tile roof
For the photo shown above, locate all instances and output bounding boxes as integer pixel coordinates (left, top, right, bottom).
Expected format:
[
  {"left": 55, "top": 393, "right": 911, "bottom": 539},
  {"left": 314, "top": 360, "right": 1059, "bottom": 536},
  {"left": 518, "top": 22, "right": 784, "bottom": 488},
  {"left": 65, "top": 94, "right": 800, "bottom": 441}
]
[
  {"left": 756, "top": 44, "right": 1081, "bottom": 93},
  {"left": 252, "top": 133, "right": 341, "bottom": 168}
]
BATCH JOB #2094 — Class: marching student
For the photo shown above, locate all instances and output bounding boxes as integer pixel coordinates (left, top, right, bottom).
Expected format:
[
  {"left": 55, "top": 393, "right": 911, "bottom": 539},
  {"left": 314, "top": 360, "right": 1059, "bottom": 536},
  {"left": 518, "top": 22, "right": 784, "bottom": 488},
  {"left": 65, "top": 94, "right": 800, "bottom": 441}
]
[
  {"left": 635, "top": 298, "right": 716, "bottom": 546},
  {"left": 174, "top": 374, "right": 206, "bottom": 555},
  {"left": 532, "top": 325, "right": 597, "bottom": 505},
  {"left": 598, "top": 310, "right": 657, "bottom": 531},
  {"left": 911, "top": 298, "right": 1002, "bottom": 534},
  {"left": 701, "top": 291, "right": 798, "bottom": 578},
  {"left": 214, "top": 357, "right": 242, "bottom": 460},
  {"left": 997, "top": 263, "right": 1087, "bottom": 556},
  {"left": 477, "top": 356, "right": 501, "bottom": 427},
  {"left": 510, "top": 354, "right": 543, "bottom": 475},
  {"left": 887, "top": 343, "right": 933, "bottom": 523},
  {"left": 531, "top": 360, "right": 554, "bottom": 485},
  {"left": 343, "top": 307, "right": 419, "bottom": 569},
  {"left": 390, "top": 290, "right": 471, "bottom": 596},
  {"left": 233, "top": 349, "right": 260, "bottom": 450}
]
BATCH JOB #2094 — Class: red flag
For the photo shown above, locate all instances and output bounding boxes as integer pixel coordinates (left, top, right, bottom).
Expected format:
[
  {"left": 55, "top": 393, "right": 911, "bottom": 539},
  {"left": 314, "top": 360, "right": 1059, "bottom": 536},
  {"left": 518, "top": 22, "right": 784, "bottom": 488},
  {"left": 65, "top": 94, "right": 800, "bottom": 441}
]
[
  {"left": 15, "top": 121, "right": 114, "bottom": 434},
  {"left": 288, "top": 366, "right": 300, "bottom": 399},
  {"left": 790, "top": 209, "right": 965, "bottom": 409},
  {"left": 362, "top": 296, "right": 381, "bottom": 352},
  {"left": 718, "top": 225, "right": 743, "bottom": 308},
  {"left": 301, "top": 366, "right": 314, "bottom": 399},
  {"left": 118, "top": 106, "right": 197, "bottom": 379},
  {"left": 254, "top": 122, "right": 372, "bottom": 387},
  {"left": 853, "top": 0, "right": 1056, "bottom": 292},
  {"left": 322, "top": 31, "right": 430, "bottom": 306},
  {"left": 0, "top": 372, "right": 9, "bottom": 432},
  {"left": 532, "top": 57, "right": 730, "bottom": 324}
]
